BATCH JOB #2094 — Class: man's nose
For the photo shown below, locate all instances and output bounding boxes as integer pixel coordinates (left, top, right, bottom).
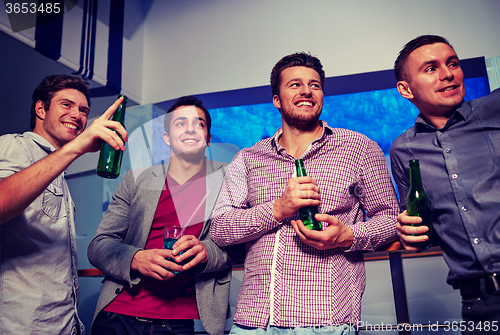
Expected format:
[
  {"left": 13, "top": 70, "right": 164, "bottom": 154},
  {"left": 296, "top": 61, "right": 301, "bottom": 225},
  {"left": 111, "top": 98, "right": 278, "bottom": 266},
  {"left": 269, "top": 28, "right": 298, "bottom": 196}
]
[{"left": 440, "top": 66, "right": 454, "bottom": 81}]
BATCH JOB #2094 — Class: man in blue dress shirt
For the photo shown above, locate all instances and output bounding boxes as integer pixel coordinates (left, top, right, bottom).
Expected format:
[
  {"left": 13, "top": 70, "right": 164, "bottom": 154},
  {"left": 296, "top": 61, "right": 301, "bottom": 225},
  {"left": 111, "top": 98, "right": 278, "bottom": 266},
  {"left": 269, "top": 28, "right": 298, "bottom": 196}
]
[{"left": 390, "top": 35, "right": 500, "bottom": 333}]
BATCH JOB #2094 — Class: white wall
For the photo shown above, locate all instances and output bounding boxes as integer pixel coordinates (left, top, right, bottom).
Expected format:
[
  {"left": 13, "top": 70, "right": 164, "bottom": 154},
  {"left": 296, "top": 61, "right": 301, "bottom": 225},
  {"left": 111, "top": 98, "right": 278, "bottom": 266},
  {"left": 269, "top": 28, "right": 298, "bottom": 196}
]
[{"left": 141, "top": 0, "right": 500, "bottom": 105}]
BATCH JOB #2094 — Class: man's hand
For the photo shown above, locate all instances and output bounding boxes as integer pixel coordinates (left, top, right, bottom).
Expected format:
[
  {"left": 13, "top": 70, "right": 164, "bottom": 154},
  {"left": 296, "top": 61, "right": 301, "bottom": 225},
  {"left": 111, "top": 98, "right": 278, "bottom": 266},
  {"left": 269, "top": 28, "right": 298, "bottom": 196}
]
[
  {"left": 396, "top": 210, "right": 429, "bottom": 251},
  {"left": 273, "top": 176, "right": 321, "bottom": 222},
  {"left": 65, "top": 96, "right": 128, "bottom": 156},
  {"left": 131, "top": 249, "right": 182, "bottom": 280},
  {"left": 291, "top": 213, "right": 354, "bottom": 250},
  {"left": 172, "top": 235, "right": 208, "bottom": 271}
]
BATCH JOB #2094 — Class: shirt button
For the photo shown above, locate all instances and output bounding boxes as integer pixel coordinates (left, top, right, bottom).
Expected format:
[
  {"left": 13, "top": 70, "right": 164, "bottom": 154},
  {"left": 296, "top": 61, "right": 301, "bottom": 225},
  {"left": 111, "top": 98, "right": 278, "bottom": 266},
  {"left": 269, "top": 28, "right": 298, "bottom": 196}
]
[
  {"left": 452, "top": 174, "right": 458, "bottom": 179},
  {"left": 473, "top": 238, "right": 480, "bottom": 244},
  {"left": 446, "top": 149, "right": 451, "bottom": 153},
  {"left": 462, "top": 206, "right": 467, "bottom": 212}
]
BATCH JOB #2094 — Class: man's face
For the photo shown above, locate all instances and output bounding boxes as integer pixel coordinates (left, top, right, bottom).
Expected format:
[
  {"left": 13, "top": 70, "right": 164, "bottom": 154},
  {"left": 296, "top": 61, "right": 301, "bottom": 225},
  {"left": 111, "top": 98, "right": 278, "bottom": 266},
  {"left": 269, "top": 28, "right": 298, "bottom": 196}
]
[
  {"left": 34, "top": 88, "right": 90, "bottom": 149},
  {"left": 397, "top": 43, "right": 465, "bottom": 120},
  {"left": 164, "top": 106, "right": 211, "bottom": 158},
  {"left": 273, "top": 66, "right": 323, "bottom": 130}
]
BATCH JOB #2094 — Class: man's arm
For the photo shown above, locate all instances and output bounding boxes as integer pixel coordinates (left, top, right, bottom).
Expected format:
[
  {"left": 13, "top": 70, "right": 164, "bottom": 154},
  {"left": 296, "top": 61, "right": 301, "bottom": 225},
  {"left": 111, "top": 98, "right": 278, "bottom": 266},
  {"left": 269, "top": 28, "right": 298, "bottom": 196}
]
[
  {"left": 0, "top": 97, "right": 126, "bottom": 225},
  {"left": 210, "top": 152, "right": 285, "bottom": 246}
]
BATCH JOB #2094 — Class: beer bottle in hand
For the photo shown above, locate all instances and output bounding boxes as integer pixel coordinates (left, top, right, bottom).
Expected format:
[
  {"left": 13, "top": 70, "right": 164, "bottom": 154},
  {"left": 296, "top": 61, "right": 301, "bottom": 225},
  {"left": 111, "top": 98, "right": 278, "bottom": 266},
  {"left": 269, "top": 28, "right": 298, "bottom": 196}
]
[
  {"left": 406, "top": 159, "right": 433, "bottom": 249},
  {"left": 97, "top": 95, "right": 128, "bottom": 179},
  {"left": 295, "top": 159, "right": 322, "bottom": 231}
]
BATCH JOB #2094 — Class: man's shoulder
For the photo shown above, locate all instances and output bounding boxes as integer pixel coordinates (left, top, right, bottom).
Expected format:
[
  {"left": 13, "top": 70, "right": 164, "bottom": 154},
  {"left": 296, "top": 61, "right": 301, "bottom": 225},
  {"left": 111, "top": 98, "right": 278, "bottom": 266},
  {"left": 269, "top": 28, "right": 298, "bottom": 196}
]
[
  {"left": 0, "top": 132, "right": 25, "bottom": 144},
  {"left": 326, "top": 127, "right": 375, "bottom": 147},
  {"left": 389, "top": 125, "right": 416, "bottom": 154},
  {"left": 206, "top": 158, "right": 228, "bottom": 169},
  {"left": 468, "top": 87, "right": 500, "bottom": 109}
]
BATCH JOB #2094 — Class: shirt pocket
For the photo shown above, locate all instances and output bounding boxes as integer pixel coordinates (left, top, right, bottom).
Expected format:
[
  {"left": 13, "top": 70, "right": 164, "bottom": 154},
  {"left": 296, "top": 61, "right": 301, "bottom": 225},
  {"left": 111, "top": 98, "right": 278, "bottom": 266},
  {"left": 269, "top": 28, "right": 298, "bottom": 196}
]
[{"left": 42, "top": 183, "right": 67, "bottom": 219}]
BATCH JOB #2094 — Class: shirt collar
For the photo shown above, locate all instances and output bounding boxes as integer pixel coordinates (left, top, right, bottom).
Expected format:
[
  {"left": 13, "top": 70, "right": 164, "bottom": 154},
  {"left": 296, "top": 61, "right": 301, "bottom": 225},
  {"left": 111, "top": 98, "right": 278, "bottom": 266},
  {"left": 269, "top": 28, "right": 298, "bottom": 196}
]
[
  {"left": 414, "top": 99, "right": 469, "bottom": 132},
  {"left": 271, "top": 120, "right": 333, "bottom": 154},
  {"left": 23, "top": 131, "right": 57, "bottom": 153}
]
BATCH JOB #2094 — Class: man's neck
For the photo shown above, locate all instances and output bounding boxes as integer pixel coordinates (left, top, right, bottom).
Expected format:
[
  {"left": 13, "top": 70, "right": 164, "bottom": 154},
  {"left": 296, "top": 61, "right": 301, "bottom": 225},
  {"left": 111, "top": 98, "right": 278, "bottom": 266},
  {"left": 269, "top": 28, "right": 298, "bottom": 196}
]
[
  {"left": 167, "top": 154, "right": 205, "bottom": 185},
  {"left": 278, "top": 122, "right": 323, "bottom": 159},
  {"left": 425, "top": 115, "right": 450, "bottom": 129}
]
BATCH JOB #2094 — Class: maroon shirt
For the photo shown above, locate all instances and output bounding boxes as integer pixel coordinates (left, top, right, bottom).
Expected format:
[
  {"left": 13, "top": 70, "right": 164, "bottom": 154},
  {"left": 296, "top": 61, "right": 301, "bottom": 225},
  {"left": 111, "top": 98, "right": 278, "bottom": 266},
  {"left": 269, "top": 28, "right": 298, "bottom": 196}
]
[{"left": 105, "top": 166, "right": 206, "bottom": 319}]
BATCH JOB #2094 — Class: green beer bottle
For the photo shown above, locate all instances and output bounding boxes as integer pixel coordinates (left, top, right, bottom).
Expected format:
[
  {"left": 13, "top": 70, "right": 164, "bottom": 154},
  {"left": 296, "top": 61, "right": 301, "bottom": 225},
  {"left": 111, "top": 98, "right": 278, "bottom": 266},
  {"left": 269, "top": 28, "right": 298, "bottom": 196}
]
[
  {"left": 96, "top": 95, "right": 128, "bottom": 179},
  {"left": 295, "top": 159, "right": 322, "bottom": 231},
  {"left": 406, "top": 159, "right": 433, "bottom": 248}
]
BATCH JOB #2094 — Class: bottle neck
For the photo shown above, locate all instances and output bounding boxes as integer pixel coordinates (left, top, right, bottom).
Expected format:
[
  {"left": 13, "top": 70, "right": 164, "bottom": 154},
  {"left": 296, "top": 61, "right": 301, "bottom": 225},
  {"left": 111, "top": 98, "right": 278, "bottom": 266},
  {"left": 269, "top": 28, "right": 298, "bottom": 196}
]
[
  {"left": 409, "top": 161, "right": 424, "bottom": 190},
  {"left": 295, "top": 159, "right": 307, "bottom": 177}
]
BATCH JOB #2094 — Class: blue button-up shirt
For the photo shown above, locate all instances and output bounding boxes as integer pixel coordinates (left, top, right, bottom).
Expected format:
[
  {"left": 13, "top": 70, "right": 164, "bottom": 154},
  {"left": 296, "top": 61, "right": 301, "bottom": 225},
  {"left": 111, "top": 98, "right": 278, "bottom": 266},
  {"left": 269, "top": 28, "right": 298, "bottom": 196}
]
[
  {"left": 0, "top": 132, "right": 83, "bottom": 334},
  {"left": 390, "top": 88, "right": 500, "bottom": 286}
]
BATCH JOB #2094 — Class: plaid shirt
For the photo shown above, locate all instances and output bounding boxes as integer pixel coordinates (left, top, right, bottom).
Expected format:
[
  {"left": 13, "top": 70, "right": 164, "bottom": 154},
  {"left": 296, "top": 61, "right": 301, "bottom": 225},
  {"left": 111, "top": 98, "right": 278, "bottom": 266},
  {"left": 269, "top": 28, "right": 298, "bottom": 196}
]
[{"left": 210, "top": 121, "right": 398, "bottom": 328}]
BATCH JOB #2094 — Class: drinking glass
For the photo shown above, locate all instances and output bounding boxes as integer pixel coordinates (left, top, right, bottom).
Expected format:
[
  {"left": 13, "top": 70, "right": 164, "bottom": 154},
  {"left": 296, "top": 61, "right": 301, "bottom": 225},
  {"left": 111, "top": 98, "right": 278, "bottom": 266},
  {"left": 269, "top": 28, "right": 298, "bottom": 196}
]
[{"left": 163, "top": 226, "right": 186, "bottom": 274}]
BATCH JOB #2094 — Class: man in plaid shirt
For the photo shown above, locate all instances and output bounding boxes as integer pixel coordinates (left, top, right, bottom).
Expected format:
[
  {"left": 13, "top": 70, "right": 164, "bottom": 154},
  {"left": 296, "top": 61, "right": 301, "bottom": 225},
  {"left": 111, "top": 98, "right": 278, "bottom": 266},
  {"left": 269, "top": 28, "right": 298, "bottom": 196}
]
[{"left": 210, "top": 52, "right": 399, "bottom": 335}]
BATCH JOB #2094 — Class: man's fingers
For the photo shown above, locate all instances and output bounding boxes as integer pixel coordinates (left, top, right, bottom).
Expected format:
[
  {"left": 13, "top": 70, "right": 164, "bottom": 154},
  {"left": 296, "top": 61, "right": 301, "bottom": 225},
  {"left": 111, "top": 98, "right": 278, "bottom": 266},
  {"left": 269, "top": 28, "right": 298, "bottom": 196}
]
[{"left": 99, "top": 96, "right": 124, "bottom": 121}]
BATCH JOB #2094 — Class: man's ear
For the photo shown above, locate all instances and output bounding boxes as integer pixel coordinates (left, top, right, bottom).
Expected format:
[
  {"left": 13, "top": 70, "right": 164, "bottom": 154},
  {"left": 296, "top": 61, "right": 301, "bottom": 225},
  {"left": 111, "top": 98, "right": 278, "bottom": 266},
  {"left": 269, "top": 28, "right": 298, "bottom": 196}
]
[
  {"left": 163, "top": 132, "right": 170, "bottom": 146},
  {"left": 206, "top": 134, "right": 211, "bottom": 147},
  {"left": 35, "top": 100, "right": 46, "bottom": 120},
  {"left": 272, "top": 95, "right": 281, "bottom": 109},
  {"left": 397, "top": 81, "right": 414, "bottom": 100}
]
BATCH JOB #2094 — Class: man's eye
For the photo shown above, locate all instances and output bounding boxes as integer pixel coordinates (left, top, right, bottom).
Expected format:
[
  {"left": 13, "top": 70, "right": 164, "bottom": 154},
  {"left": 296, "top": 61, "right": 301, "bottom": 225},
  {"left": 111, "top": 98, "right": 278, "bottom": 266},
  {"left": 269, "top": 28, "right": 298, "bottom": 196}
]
[
  {"left": 425, "top": 67, "right": 436, "bottom": 73},
  {"left": 290, "top": 83, "right": 300, "bottom": 87},
  {"left": 311, "top": 84, "right": 321, "bottom": 89}
]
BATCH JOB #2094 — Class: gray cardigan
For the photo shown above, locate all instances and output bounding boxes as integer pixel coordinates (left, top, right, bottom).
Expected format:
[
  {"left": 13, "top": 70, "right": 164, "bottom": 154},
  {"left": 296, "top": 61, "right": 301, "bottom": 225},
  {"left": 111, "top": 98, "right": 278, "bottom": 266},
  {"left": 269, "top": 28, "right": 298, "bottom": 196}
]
[{"left": 87, "top": 158, "right": 243, "bottom": 335}]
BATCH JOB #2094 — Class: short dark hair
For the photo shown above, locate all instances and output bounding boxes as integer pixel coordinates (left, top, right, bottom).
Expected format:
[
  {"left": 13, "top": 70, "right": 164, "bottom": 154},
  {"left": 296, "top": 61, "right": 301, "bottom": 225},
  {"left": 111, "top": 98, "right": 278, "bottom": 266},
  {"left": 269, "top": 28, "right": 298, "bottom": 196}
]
[
  {"left": 163, "top": 96, "right": 212, "bottom": 137},
  {"left": 31, "top": 75, "right": 91, "bottom": 130},
  {"left": 270, "top": 52, "right": 325, "bottom": 96},
  {"left": 394, "top": 35, "right": 453, "bottom": 82}
]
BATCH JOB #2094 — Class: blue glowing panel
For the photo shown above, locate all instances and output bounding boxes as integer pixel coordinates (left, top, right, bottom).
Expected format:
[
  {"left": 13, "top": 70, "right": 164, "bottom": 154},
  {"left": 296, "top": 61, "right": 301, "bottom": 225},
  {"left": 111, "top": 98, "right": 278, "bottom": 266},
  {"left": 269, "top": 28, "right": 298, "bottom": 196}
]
[{"left": 209, "top": 77, "right": 488, "bottom": 154}]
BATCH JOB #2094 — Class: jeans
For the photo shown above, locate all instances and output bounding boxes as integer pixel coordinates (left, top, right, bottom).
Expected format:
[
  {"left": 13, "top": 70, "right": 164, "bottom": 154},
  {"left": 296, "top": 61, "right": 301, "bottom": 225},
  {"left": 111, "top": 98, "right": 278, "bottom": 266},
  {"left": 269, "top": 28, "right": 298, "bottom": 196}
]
[
  {"left": 92, "top": 311, "right": 195, "bottom": 335},
  {"left": 461, "top": 293, "right": 500, "bottom": 334},
  {"left": 230, "top": 323, "right": 356, "bottom": 335}
]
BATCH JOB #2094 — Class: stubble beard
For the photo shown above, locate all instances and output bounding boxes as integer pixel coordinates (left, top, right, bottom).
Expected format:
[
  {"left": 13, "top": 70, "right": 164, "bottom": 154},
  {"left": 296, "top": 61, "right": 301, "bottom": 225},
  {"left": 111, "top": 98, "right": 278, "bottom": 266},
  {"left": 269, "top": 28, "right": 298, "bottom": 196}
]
[{"left": 281, "top": 108, "right": 321, "bottom": 131}]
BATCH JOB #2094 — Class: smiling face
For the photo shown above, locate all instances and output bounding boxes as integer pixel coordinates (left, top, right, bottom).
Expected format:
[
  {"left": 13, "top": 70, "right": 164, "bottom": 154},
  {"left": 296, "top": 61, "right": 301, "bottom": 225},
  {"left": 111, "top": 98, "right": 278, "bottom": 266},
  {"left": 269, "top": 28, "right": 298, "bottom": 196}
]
[
  {"left": 163, "top": 105, "right": 211, "bottom": 159},
  {"left": 33, "top": 88, "right": 90, "bottom": 149},
  {"left": 397, "top": 43, "right": 465, "bottom": 124},
  {"left": 273, "top": 66, "right": 324, "bottom": 131}
]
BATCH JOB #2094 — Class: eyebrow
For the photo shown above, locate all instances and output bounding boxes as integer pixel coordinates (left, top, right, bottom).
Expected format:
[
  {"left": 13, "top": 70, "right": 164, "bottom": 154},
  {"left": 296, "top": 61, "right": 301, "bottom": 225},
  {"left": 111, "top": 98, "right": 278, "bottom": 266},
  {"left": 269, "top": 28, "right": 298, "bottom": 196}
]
[
  {"left": 58, "top": 98, "right": 90, "bottom": 113},
  {"left": 173, "top": 116, "right": 206, "bottom": 123},
  {"left": 419, "top": 55, "right": 460, "bottom": 70},
  {"left": 284, "top": 78, "right": 321, "bottom": 86}
]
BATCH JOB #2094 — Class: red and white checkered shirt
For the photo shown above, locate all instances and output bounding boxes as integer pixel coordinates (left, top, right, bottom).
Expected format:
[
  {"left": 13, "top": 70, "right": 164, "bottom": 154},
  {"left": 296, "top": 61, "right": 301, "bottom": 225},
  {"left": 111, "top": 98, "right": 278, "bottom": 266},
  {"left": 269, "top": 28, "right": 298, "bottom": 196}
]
[{"left": 211, "top": 122, "right": 398, "bottom": 329}]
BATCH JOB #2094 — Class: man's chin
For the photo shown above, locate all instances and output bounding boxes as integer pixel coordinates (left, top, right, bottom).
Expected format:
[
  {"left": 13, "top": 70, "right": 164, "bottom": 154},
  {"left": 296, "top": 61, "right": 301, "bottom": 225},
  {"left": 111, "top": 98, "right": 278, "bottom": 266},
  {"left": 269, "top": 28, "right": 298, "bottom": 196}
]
[{"left": 175, "top": 149, "right": 207, "bottom": 161}]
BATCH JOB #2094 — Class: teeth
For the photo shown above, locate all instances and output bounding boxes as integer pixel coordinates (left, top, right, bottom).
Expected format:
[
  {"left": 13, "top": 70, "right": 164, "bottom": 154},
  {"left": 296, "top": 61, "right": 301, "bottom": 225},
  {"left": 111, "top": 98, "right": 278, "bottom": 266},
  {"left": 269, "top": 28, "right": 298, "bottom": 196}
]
[
  {"left": 183, "top": 140, "right": 198, "bottom": 143},
  {"left": 297, "top": 101, "right": 313, "bottom": 106},
  {"left": 441, "top": 87, "right": 456, "bottom": 92},
  {"left": 64, "top": 123, "right": 77, "bottom": 130}
]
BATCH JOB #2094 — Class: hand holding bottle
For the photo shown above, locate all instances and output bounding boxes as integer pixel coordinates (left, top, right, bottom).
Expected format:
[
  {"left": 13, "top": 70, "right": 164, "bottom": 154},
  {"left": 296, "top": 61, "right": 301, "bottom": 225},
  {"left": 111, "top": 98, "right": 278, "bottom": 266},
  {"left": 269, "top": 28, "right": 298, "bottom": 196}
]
[
  {"left": 396, "top": 210, "right": 430, "bottom": 251},
  {"left": 65, "top": 96, "right": 127, "bottom": 157},
  {"left": 404, "top": 159, "right": 433, "bottom": 251},
  {"left": 291, "top": 213, "right": 354, "bottom": 250},
  {"left": 272, "top": 176, "right": 320, "bottom": 222}
]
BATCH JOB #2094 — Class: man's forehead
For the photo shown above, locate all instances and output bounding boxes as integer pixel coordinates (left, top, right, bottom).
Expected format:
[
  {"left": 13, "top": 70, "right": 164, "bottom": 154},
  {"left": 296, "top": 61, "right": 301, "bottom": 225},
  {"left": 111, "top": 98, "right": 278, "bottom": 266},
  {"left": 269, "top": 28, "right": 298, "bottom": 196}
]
[
  {"left": 171, "top": 105, "right": 206, "bottom": 120},
  {"left": 410, "top": 43, "right": 458, "bottom": 62},
  {"left": 52, "top": 88, "right": 90, "bottom": 108}
]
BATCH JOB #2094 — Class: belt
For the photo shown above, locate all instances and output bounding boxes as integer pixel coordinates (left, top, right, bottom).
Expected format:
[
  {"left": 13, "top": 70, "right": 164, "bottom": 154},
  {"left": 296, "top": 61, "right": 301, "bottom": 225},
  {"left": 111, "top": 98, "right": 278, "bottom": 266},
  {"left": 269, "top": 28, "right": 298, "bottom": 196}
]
[{"left": 458, "top": 273, "right": 500, "bottom": 298}]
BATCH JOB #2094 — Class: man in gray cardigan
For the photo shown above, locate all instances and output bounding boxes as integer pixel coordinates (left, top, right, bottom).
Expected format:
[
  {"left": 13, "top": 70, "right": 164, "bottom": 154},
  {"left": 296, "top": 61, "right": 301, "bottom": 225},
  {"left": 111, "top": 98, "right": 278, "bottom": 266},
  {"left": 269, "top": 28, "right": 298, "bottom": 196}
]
[{"left": 88, "top": 96, "right": 243, "bottom": 335}]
